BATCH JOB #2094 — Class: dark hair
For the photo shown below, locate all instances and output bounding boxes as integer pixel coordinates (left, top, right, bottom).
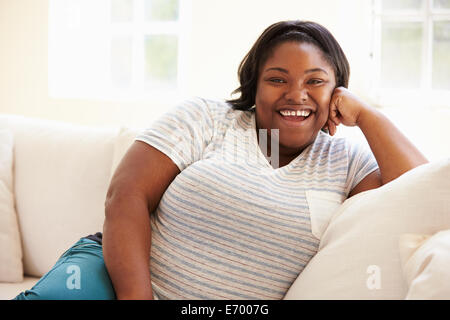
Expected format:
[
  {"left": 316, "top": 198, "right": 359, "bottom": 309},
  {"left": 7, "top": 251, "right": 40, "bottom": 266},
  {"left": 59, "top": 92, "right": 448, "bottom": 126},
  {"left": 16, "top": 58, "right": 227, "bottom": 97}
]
[{"left": 227, "top": 20, "right": 350, "bottom": 110}]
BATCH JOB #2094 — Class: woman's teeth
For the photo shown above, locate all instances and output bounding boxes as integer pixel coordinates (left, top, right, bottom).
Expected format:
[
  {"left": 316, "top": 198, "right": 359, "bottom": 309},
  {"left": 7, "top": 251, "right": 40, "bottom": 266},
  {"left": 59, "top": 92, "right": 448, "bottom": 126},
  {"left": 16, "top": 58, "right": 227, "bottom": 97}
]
[{"left": 279, "top": 110, "right": 311, "bottom": 117}]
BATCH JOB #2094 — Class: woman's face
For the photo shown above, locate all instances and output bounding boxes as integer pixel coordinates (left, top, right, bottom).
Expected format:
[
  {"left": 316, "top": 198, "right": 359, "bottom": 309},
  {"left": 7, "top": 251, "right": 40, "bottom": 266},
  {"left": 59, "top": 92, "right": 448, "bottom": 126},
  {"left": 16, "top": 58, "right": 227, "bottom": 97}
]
[{"left": 255, "top": 41, "right": 336, "bottom": 160}]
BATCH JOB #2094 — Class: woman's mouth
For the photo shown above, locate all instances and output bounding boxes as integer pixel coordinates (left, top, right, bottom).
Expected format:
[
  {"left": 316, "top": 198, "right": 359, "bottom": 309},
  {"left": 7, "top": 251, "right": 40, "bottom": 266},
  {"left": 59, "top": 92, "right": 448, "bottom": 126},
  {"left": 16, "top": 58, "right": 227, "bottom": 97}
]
[{"left": 277, "top": 109, "right": 314, "bottom": 126}]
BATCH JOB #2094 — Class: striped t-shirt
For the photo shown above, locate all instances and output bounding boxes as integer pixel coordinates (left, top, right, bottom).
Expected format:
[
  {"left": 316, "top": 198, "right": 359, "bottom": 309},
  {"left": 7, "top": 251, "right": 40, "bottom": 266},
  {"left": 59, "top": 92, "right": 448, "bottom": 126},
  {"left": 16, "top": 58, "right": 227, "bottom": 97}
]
[{"left": 135, "top": 97, "right": 378, "bottom": 300}]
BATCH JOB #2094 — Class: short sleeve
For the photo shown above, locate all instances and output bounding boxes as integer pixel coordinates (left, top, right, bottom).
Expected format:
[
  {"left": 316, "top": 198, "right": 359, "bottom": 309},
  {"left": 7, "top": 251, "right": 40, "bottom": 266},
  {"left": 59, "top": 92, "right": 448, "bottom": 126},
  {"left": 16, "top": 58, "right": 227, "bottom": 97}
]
[
  {"left": 345, "top": 140, "right": 379, "bottom": 194},
  {"left": 135, "top": 97, "right": 215, "bottom": 171}
]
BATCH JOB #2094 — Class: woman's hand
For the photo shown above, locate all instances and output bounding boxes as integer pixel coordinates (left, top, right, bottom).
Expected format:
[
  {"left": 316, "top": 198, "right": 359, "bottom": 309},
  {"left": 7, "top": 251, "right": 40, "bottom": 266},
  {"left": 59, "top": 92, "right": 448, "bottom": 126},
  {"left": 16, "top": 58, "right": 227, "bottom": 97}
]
[{"left": 323, "top": 87, "right": 371, "bottom": 136}]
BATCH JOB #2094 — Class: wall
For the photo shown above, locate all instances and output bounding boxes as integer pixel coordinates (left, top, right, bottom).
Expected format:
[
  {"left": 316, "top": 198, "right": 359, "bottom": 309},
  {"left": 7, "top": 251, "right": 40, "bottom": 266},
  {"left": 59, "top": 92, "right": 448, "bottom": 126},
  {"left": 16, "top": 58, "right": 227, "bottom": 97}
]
[
  {"left": 187, "top": 0, "right": 374, "bottom": 101},
  {"left": 0, "top": 0, "right": 152, "bottom": 128}
]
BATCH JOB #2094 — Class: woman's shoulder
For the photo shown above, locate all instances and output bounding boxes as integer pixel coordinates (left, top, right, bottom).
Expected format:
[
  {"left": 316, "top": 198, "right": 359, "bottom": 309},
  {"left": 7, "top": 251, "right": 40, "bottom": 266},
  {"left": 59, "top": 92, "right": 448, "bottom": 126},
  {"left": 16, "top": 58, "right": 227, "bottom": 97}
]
[
  {"left": 310, "top": 131, "right": 357, "bottom": 156},
  {"left": 313, "top": 130, "right": 344, "bottom": 146},
  {"left": 195, "top": 96, "right": 247, "bottom": 116},
  {"left": 312, "top": 131, "right": 373, "bottom": 161},
  {"left": 186, "top": 96, "right": 253, "bottom": 127}
]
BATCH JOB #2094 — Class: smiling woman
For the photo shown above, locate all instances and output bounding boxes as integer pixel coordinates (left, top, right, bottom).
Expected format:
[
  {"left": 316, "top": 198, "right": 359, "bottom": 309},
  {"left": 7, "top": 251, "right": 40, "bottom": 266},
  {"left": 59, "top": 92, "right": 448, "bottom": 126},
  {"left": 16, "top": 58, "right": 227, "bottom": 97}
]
[{"left": 13, "top": 20, "right": 428, "bottom": 301}]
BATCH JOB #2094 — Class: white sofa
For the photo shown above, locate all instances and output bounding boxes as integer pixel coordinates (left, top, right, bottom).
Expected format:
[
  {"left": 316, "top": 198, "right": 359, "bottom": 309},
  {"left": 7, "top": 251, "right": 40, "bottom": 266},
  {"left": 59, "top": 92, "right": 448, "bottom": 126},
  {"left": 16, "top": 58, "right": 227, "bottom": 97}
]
[
  {"left": 0, "top": 114, "right": 138, "bottom": 299},
  {"left": 1, "top": 113, "right": 450, "bottom": 300}
]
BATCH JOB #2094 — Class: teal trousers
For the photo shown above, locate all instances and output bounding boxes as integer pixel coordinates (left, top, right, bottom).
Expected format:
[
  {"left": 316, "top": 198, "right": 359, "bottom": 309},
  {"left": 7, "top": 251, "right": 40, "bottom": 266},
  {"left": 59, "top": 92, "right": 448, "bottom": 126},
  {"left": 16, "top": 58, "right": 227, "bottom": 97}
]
[{"left": 13, "top": 237, "right": 116, "bottom": 300}]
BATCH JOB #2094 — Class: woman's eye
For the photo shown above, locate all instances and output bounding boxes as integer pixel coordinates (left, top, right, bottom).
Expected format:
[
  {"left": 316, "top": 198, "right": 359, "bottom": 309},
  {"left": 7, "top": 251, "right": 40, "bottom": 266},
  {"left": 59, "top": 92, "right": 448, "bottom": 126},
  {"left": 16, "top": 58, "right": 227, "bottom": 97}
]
[
  {"left": 308, "top": 79, "right": 324, "bottom": 85},
  {"left": 269, "top": 78, "right": 285, "bottom": 83}
]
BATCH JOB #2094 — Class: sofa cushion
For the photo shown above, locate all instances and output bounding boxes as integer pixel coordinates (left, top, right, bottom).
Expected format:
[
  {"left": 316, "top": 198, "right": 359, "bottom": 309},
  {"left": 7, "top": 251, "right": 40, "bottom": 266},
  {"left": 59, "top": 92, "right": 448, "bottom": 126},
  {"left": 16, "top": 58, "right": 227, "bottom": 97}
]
[
  {"left": 0, "top": 276, "right": 39, "bottom": 300},
  {"left": 283, "top": 158, "right": 450, "bottom": 299},
  {"left": 0, "top": 115, "right": 117, "bottom": 277},
  {"left": 0, "top": 129, "right": 23, "bottom": 282},
  {"left": 399, "top": 230, "right": 450, "bottom": 299}
]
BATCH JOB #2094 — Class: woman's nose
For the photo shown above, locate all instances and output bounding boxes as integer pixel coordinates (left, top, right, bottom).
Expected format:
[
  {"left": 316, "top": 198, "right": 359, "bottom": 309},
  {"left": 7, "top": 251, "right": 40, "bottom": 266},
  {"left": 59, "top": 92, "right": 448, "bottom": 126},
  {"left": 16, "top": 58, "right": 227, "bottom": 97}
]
[{"left": 284, "top": 83, "right": 308, "bottom": 103}]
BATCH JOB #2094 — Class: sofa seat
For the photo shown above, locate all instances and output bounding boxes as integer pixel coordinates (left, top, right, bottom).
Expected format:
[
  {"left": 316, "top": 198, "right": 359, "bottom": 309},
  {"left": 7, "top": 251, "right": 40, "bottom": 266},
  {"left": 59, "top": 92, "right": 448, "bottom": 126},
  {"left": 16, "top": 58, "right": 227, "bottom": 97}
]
[{"left": 0, "top": 277, "right": 39, "bottom": 300}]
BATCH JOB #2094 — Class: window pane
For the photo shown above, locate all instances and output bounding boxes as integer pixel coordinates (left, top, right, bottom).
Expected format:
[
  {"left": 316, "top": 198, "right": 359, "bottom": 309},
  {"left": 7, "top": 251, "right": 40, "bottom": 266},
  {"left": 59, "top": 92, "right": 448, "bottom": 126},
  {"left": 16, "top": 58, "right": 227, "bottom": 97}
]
[
  {"left": 433, "top": 21, "right": 450, "bottom": 90},
  {"left": 380, "top": 22, "right": 422, "bottom": 89},
  {"left": 381, "top": 0, "right": 423, "bottom": 11},
  {"left": 145, "top": 35, "right": 178, "bottom": 87},
  {"left": 111, "top": 36, "right": 133, "bottom": 87},
  {"left": 145, "top": 0, "right": 179, "bottom": 21},
  {"left": 111, "top": 0, "right": 133, "bottom": 22},
  {"left": 434, "top": 0, "right": 450, "bottom": 9}
]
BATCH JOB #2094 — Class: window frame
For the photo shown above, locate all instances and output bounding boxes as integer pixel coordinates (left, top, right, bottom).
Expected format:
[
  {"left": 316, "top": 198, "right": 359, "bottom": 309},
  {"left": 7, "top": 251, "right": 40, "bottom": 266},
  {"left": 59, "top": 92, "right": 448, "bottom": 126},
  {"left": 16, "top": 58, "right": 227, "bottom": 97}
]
[{"left": 371, "top": 0, "right": 450, "bottom": 109}]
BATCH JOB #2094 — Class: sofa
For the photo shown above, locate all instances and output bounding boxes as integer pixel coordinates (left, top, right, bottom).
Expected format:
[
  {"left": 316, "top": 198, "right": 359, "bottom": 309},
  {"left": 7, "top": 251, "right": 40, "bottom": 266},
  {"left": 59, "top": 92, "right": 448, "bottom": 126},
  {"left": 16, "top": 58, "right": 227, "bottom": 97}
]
[
  {"left": 0, "top": 113, "right": 140, "bottom": 299},
  {"left": 1, "top": 113, "right": 450, "bottom": 300}
]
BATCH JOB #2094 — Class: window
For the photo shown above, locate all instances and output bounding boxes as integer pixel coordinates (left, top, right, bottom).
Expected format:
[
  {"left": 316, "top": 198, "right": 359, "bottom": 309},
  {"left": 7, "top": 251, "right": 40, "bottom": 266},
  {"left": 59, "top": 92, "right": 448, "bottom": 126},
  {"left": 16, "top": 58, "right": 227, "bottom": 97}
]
[
  {"left": 371, "top": 0, "right": 450, "bottom": 107},
  {"left": 48, "top": 0, "right": 191, "bottom": 101}
]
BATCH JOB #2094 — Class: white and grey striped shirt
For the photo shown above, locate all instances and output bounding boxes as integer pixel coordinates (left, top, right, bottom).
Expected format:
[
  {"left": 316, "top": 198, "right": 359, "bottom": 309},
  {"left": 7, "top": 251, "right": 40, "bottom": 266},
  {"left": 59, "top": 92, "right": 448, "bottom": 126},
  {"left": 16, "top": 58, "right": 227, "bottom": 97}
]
[{"left": 136, "top": 97, "right": 378, "bottom": 299}]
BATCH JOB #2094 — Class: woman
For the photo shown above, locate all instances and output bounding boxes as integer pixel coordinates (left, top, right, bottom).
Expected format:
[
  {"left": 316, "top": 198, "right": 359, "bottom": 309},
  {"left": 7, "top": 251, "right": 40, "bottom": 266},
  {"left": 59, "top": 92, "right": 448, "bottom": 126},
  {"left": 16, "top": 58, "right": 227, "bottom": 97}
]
[{"left": 14, "top": 20, "right": 427, "bottom": 300}]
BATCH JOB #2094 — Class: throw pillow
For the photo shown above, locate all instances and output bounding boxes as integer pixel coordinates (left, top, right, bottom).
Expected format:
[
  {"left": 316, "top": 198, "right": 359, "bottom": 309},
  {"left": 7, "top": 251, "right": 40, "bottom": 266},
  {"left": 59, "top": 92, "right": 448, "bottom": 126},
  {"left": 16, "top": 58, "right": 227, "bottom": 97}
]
[{"left": 399, "top": 230, "right": 450, "bottom": 299}]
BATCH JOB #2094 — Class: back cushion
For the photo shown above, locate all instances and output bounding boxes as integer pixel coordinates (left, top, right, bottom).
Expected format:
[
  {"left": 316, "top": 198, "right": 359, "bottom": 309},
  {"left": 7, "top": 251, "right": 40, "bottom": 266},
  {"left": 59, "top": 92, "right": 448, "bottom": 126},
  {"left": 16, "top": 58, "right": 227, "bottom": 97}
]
[{"left": 0, "top": 115, "right": 117, "bottom": 276}]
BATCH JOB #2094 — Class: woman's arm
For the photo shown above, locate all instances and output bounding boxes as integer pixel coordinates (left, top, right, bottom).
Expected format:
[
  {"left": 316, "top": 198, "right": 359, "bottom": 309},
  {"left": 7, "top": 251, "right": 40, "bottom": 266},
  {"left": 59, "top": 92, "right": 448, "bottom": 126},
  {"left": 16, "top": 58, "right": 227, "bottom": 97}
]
[
  {"left": 325, "top": 87, "right": 428, "bottom": 195},
  {"left": 103, "top": 193, "right": 153, "bottom": 299},
  {"left": 103, "top": 141, "right": 180, "bottom": 300}
]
